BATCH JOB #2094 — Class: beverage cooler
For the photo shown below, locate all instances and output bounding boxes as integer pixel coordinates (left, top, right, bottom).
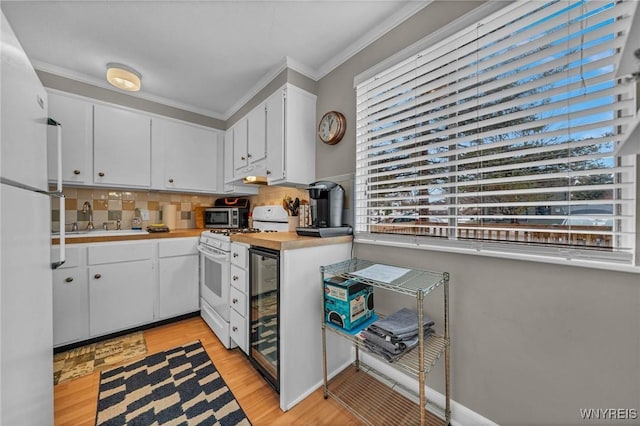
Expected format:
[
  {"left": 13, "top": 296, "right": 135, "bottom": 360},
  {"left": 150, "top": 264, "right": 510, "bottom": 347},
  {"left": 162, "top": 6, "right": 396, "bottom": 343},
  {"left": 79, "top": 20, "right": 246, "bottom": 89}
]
[{"left": 248, "top": 246, "right": 280, "bottom": 392}]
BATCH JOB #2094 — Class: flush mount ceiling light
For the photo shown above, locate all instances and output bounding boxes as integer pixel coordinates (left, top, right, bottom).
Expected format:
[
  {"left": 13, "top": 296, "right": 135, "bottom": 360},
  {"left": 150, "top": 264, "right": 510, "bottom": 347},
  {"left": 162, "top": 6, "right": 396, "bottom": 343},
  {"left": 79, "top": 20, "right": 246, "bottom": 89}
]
[{"left": 106, "top": 63, "right": 141, "bottom": 92}]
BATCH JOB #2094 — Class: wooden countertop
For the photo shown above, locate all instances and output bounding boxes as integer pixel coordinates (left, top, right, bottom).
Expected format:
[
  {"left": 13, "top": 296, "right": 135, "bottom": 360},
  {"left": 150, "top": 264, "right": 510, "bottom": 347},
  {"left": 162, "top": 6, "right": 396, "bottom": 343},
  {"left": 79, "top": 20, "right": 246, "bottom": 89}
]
[
  {"left": 51, "top": 228, "right": 205, "bottom": 244},
  {"left": 230, "top": 232, "right": 352, "bottom": 251},
  {"left": 52, "top": 228, "right": 353, "bottom": 250}
]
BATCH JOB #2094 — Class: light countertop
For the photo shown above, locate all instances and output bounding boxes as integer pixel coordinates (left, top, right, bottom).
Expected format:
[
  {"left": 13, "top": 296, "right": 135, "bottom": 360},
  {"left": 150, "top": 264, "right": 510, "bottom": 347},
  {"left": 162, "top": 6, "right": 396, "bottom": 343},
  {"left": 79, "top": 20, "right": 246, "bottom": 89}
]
[
  {"left": 230, "top": 231, "right": 352, "bottom": 251},
  {"left": 52, "top": 228, "right": 353, "bottom": 250},
  {"left": 51, "top": 228, "right": 206, "bottom": 244}
]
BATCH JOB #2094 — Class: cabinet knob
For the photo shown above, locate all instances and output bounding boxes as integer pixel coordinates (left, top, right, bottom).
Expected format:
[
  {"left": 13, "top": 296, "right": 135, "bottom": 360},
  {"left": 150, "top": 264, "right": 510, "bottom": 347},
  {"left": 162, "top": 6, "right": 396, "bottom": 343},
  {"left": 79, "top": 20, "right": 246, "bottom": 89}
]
[
  {"left": 98, "top": 172, "right": 105, "bottom": 177},
  {"left": 232, "top": 326, "right": 238, "bottom": 332},
  {"left": 233, "top": 253, "right": 238, "bottom": 258},
  {"left": 247, "top": 153, "right": 252, "bottom": 158},
  {"left": 266, "top": 170, "right": 271, "bottom": 175},
  {"left": 73, "top": 170, "right": 81, "bottom": 175},
  {"left": 233, "top": 275, "right": 239, "bottom": 281},
  {"left": 240, "top": 156, "right": 246, "bottom": 161},
  {"left": 168, "top": 178, "right": 174, "bottom": 183},
  {"left": 94, "top": 273, "right": 102, "bottom": 279},
  {"left": 232, "top": 298, "right": 238, "bottom": 304},
  {"left": 65, "top": 277, "right": 74, "bottom": 283}
]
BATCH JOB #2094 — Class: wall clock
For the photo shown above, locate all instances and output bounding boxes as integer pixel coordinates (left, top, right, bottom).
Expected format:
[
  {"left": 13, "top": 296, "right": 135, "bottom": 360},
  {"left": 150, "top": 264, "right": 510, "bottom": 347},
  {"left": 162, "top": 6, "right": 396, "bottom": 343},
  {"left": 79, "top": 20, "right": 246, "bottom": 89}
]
[{"left": 318, "top": 111, "right": 346, "bottom": 145}]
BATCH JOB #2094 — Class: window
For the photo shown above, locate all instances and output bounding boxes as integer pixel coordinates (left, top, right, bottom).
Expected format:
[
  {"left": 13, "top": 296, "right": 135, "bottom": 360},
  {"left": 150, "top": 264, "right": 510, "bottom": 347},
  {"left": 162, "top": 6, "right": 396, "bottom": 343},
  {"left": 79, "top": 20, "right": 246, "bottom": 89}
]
[{"left": 355, "top": 0, "right": 638, "bottom": 267}]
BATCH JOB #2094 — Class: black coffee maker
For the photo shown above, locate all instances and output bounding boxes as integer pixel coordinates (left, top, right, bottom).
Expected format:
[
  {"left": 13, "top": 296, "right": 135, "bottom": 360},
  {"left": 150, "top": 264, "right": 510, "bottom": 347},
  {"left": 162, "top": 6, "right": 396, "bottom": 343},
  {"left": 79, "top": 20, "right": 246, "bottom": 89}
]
[{"left": 296, "top": 181, "right": 352, "bottom": 237}]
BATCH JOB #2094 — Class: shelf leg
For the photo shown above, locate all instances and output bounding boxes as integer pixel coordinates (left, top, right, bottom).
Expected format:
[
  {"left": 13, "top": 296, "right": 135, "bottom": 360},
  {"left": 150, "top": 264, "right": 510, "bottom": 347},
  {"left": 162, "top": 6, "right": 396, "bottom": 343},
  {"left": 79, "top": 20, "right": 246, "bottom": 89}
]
[
  {"left": 418, "top": 291, "right": 425, "bottom": 426},
  {"left": 444, "top": 272, "right": 451, "bottom": 424},
  {"left": 321, "top": 269, "right": 329, "bottom": 399}
]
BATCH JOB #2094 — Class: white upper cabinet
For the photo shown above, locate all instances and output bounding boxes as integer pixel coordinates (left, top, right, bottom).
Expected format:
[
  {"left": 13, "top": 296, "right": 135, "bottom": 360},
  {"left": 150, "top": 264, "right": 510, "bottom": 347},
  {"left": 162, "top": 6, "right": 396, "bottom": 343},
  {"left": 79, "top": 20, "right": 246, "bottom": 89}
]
[
  {"left": 232, "top": 104, "right": 267, "bottom": 179},
  {"left": 93, "top": 104, "right": 151, "bottom": 187},
  {"left": 151, "top": 117, "right": 222, "bottom": 193},
  {"left": 266, "top": 84, "right": 316, "bottom": 186},
  {"left": 47, "top": 92, "right": 92, "bottom": 184},
  {"left": 222, "top": 129, "right": 259, "bottom": 194}
]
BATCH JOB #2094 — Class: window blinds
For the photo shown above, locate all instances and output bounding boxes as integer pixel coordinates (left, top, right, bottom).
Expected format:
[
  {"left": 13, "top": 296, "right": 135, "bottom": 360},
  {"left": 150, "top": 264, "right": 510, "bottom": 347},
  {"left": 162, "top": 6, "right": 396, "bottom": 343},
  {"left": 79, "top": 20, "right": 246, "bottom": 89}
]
[{"left": 355, "top": 0, "right": 637, "bottom": 264}]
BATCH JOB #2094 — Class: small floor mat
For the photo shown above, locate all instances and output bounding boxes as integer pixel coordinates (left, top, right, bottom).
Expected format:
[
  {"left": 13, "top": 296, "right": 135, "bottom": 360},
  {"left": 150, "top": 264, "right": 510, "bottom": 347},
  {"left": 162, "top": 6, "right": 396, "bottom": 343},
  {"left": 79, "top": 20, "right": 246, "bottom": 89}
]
[{"left": 53, "top": 332, "right": 147, "bottom": 385}]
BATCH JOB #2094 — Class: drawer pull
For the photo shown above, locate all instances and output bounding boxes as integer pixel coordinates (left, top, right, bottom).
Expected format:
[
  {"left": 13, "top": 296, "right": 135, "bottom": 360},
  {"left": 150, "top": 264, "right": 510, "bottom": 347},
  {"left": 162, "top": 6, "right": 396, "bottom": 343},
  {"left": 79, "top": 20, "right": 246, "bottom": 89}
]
[
  {"left": 94, "top": 273, "right": 102, "bottom": 279},
  {"left": 98, "top": 172, "right": 105, "bottom": 177},
  {"left": 232, "top": 326, "right": 238, "bottom": 332},
  {"left": 65, "top": 277, "right": 74, "bottom": 283},
  {"left": 232, "top": 275, "right": 239, "bottom": 281},
  {"left": 232, "top": 298, "right": 238, "bottom": 304},
  {"left": 73, "top": 169, "right": 81, "bottom": 175},
  {"left": 169, "top": 178, "right": 174, "bottom": 183}
]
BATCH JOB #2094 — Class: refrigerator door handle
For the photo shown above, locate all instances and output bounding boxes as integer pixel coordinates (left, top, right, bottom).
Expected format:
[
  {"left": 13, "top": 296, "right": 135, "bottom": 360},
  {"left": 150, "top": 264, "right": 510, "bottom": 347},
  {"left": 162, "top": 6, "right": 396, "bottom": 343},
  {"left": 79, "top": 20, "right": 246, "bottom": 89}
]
[
  {"left": 51, "top": 193, "right": 65, "bottom": 269},
  {"left": 47, "top": 118, "right": 65, "bottom": 269}
]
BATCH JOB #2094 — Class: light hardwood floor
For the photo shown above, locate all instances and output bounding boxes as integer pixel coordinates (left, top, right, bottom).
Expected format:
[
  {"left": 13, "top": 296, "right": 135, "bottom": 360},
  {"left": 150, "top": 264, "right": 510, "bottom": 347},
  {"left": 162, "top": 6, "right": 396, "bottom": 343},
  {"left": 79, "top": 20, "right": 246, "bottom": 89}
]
[{"left": 54, "top": 317, "right": 361, "bottom": 425}]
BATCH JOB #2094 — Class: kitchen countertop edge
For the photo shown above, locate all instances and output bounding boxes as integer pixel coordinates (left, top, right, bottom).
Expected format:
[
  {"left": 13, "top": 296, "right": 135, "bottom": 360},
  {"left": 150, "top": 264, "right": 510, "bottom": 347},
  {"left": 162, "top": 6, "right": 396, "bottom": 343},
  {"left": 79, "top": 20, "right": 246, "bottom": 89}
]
[
  {"left": 51, "top": 228, "right": 206, "bottom": 244},
  {"left": 230, "top": 232, "right": 352, "bottom": 251}
]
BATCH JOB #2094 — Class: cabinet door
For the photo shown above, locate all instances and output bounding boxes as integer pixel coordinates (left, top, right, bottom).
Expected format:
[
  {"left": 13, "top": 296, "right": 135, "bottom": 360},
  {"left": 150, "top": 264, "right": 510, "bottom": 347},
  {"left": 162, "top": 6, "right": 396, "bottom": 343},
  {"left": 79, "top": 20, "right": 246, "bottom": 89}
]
[
  {"left": 247, "top": 103, "right": 267, "bottom": 164},
  {"left": 233, "top": 117, "right": 248, "bottom": 172},
  {"left": 158, "top": 255, "right": 199, "bottom": 319},
  {"left": 47, "top": 93, "right": 92, "bottom": 184},
  {"left": 94, "top": 104, "right": 151, "bottom": 187},
  {"left": 153, "top": 117, "right": 220, "bottom": 192},
  {"left": 266, "top": 89, "right": 285, "bottom": 183},
  {"left": 88, "top": 260, "right": 154, "bottom": 336},
  {"left": 52, "top": 268, "right": 89, "bottom": 346}
]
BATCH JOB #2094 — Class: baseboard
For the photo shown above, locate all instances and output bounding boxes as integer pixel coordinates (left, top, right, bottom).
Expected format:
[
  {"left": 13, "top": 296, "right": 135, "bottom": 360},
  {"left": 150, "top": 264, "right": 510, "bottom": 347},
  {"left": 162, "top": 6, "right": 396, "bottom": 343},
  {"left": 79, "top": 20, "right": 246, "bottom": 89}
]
[
  {"left": 360, "top": 352, "right": 498, "bottom": 426},
  {"left": 53, "top": 311, "right": 200, "bottom": 354},
  {"left": 283, "top": 358, "right": 354, "bottom": 411}
]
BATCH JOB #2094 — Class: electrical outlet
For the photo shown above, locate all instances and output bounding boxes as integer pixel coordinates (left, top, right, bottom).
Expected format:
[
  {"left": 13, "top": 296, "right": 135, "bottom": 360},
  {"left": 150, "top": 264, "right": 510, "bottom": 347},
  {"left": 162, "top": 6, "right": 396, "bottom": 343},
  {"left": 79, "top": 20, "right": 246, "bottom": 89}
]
[{"left": 140, "top": 209, "right": 150, "bottom": 220}]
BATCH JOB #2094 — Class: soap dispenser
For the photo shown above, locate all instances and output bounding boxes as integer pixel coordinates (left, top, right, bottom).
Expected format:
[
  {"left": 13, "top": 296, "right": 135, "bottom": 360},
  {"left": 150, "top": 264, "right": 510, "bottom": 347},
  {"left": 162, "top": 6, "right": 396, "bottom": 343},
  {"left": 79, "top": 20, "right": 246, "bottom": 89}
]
[{"left": 132, "top": 208, "right": 143, "bottom": 230}]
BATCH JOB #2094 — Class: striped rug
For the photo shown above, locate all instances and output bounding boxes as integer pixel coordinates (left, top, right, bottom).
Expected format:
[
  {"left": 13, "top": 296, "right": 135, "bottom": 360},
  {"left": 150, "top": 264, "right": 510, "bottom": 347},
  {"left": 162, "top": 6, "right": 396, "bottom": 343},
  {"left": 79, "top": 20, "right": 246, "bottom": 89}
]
[{"left": 96, "top": 340, "right": 251, "bottom": 426}]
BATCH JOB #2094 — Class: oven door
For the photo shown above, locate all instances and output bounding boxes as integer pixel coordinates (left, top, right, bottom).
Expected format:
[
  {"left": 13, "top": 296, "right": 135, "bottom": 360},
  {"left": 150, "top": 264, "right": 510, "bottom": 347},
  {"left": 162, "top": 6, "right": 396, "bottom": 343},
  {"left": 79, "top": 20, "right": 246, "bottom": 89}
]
[{"left": 199, "top": 243, "right": 235, "bottom": 348}]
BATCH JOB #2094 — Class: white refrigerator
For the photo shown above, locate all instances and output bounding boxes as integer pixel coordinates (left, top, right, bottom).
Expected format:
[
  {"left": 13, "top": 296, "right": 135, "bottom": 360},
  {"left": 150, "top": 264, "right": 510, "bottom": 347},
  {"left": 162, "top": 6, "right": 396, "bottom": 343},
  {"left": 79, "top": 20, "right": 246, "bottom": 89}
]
[{"left": 1, "top": 11, "right": 65, "bottom": 425}]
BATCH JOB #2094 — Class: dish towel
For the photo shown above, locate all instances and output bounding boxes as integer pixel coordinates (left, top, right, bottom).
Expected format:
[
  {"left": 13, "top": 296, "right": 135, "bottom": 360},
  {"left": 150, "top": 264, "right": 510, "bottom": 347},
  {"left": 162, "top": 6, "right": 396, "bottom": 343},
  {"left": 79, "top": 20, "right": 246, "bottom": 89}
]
[{"left": 367, "top": 307, "right": 434, "bottom": 339}]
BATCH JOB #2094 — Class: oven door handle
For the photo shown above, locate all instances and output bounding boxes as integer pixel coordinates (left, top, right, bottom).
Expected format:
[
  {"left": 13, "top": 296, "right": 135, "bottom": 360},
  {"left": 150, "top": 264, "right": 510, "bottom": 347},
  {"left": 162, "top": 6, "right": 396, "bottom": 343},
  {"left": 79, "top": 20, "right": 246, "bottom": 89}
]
[{"left": 198, "top": 245, "right": 228, "bottom": 260}]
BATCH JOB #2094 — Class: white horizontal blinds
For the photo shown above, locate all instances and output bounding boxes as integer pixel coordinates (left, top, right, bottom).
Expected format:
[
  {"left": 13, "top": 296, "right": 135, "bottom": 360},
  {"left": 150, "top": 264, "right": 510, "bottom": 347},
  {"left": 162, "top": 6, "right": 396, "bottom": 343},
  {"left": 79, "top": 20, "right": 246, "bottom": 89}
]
[{"left": 355, "top": 0, "right": 637, "bottom": 260}]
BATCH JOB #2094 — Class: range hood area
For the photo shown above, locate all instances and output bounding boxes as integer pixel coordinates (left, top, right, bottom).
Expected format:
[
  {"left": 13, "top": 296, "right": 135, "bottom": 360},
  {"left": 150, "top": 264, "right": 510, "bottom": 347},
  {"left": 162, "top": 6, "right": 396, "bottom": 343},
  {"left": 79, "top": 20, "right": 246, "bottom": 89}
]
[{"left": 242, "top": 175, "right": 268, "bottom": 185}]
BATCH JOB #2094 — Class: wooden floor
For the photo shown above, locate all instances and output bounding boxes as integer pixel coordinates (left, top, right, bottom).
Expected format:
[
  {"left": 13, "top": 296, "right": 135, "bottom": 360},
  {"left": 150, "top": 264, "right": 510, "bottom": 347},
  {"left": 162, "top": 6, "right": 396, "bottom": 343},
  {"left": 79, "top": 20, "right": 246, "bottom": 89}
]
[{"left": 54, "top": 317, "right": 361, "bottom": 425}]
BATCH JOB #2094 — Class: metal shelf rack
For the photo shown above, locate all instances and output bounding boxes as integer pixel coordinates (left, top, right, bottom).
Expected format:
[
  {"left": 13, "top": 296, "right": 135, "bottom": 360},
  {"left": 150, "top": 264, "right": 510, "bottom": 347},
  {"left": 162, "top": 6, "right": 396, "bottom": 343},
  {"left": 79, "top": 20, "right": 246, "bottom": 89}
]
[{"left": 320, "top": 258, "right": 450, "bottom": 426}]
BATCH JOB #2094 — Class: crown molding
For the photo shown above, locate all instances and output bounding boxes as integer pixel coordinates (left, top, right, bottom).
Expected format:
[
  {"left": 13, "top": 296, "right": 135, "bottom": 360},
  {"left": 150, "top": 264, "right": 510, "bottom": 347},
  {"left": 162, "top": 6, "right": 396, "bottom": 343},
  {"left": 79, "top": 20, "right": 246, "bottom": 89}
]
[{"left": 314, "top": 1, "right": 431, "bottom": 80}]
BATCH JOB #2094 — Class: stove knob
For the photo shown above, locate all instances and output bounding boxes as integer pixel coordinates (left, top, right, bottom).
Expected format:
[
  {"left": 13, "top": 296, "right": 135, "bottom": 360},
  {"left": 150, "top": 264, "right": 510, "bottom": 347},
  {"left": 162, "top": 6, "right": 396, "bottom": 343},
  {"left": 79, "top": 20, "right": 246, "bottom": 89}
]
[
  {"left": 233, "top": 275, "right": 239, "bottom": 281},
  {"left": 232, "top": 298, "right": 238, "bottom": 304},
  {"left": 233, "top": 252, "right": 238, "bottom": 258}
]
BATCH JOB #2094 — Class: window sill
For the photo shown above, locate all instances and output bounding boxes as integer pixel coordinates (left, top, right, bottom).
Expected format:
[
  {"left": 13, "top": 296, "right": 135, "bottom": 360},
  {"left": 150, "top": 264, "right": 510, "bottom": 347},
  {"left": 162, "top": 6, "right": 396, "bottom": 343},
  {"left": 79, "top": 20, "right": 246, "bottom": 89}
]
[{"left": 355, "top": 235, "right": 640, "bottom": 274}]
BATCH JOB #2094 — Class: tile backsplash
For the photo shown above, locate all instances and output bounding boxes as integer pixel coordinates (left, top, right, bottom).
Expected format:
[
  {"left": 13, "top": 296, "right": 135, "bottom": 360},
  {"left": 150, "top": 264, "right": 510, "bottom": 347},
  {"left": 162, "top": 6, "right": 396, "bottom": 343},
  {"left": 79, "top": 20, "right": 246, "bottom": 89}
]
[{"left": 51, "top": 187, "right": 216, "bottom": 232}]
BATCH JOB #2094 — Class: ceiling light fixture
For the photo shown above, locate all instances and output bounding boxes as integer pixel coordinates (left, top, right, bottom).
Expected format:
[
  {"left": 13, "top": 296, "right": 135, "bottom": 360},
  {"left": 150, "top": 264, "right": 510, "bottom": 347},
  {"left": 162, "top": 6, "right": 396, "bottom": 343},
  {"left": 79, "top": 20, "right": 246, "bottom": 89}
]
[{"left": 106, "top": 63, "right": 141, "bottom": 92}]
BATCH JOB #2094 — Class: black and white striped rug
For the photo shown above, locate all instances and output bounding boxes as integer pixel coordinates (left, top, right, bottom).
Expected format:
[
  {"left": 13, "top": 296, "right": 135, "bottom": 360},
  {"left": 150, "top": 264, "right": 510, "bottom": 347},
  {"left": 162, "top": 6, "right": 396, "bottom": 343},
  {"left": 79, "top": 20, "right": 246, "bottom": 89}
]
[{"left": 96, "top": 340, "right": 251, "bottom": 426}]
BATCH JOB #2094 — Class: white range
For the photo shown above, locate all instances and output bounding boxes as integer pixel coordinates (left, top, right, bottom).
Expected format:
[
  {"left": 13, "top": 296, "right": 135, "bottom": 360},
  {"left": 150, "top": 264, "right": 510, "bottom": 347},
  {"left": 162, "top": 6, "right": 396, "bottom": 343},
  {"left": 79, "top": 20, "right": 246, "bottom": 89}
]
[{"left": 198, "top": 205, "right": 288, "bottom": 348}]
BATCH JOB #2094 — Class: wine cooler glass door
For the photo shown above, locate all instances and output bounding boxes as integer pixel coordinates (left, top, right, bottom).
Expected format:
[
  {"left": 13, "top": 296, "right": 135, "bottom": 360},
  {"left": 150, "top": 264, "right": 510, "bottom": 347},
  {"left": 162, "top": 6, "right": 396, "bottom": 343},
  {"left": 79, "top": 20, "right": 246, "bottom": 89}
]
[{"left": 249, "top": 247, "right": 280, "bottom": 392}]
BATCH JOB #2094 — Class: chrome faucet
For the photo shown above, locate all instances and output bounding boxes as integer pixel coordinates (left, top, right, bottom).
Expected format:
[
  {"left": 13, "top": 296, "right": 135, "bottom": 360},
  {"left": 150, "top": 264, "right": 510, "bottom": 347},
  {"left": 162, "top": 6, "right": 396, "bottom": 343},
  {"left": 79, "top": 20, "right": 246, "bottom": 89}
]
[{"left": 82, "top": 201, "right": 94, "bottom": 230}]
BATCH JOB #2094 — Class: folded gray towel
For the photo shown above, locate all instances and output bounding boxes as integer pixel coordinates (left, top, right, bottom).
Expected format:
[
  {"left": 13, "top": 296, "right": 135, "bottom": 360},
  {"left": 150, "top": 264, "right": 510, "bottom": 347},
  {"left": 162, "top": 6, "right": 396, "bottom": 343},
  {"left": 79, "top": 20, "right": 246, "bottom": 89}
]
[
  {"left": 368, "top": 307, "right": 434, "bottom": 339},
  {"left": 364, "top": 329, "right": 434, "bottom": 362}
]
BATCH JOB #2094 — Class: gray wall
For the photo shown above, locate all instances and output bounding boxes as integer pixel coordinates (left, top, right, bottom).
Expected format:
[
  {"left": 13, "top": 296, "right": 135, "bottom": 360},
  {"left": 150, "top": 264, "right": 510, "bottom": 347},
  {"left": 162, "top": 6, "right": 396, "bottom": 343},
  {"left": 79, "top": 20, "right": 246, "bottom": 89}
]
[{"left": 315, "top": 1, "right": 640, "bottom": 425}]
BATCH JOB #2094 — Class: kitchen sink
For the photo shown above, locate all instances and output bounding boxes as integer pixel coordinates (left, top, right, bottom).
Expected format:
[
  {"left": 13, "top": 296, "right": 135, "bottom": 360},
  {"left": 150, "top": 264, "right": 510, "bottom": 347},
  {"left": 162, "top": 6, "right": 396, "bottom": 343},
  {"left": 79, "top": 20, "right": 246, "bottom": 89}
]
[{"left": 52, "top": 229, "right": 149, "bottom": 238}]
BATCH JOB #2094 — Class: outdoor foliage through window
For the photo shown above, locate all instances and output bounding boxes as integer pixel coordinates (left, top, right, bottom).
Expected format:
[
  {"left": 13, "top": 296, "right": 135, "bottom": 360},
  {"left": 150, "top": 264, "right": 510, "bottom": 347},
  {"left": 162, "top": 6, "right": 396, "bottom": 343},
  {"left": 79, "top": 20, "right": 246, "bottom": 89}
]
[{"left": 355, "top": 0, "right": 637, "bottom": 263}]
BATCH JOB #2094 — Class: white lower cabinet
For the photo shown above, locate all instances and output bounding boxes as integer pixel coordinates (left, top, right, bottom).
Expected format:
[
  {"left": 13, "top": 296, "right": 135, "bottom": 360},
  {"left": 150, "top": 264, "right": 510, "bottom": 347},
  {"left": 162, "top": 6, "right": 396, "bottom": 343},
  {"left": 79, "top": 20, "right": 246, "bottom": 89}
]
[
  {"left": 52, "top": 246, "right": 89, "bottom": 346},
  {"left": 230, "top": 242, "right": 249, "bottom": 353},
  {"left": 157, "top": 238, "right": 199, "bottom": 319},
  {"left": 52, "top": 238, "right": 201, "bottom": 347},
  {"left": 88, "top": 260, "right": 154, "bottom": 336}
]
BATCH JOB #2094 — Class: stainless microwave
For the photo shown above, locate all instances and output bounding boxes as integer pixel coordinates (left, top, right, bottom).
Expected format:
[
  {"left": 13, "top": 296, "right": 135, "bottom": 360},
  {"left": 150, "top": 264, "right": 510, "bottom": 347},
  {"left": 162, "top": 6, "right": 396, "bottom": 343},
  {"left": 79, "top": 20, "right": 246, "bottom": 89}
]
[{"left": 204, "top": 207, "right": 249, "bottom": 229}]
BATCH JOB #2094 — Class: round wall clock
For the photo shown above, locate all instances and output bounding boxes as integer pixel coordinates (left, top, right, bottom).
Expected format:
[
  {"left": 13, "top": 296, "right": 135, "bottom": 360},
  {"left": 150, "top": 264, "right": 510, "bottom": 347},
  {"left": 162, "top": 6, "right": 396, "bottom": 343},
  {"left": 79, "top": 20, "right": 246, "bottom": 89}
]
[{"left": 318, "top": 111, "right": 346, "bottom": 145}]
